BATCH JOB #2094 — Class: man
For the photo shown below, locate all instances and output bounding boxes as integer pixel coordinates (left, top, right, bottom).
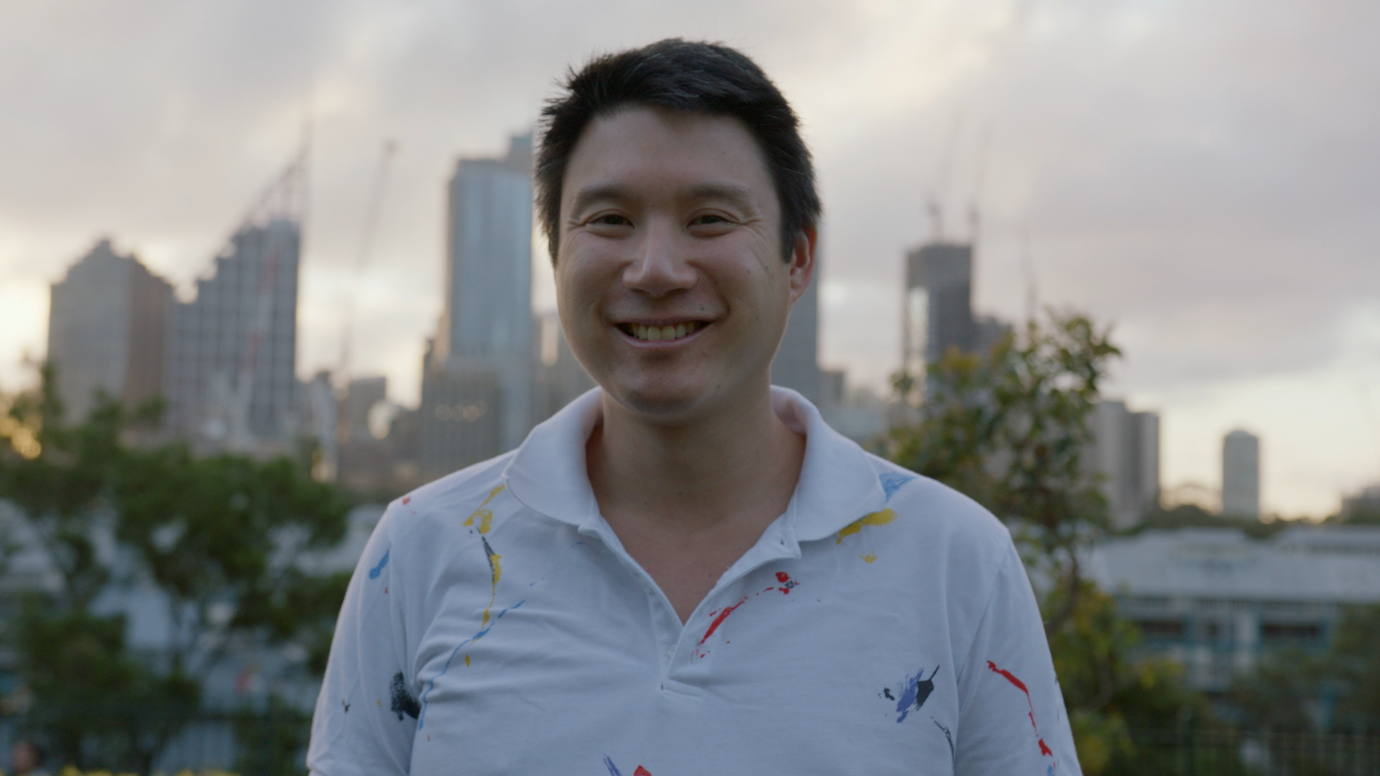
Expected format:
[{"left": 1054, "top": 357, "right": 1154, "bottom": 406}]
[{"left": 309, "top": 39, "right": 1080, "bottom": 775}]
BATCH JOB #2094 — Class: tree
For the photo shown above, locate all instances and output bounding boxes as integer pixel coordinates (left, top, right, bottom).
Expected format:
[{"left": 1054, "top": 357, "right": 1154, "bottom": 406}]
[
  {"left": 0, "top": 365, "right": 350, "bottom": 772},
  {"left": 884, "top": 310, "right": 1119, "bottom": 635},
  {"left": 882, "top": 310, "right": 1206, "bottom": 775}
]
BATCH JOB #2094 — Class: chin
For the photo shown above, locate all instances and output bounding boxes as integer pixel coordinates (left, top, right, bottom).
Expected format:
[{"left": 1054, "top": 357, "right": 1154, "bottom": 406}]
[{"left": 602, "top": 374, "right": 715, "bottom": 424}]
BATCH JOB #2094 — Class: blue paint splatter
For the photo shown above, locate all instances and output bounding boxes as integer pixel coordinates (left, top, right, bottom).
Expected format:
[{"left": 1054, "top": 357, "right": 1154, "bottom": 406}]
[
  {"left": 880, "top": 471, "right": 916, "bottom": 501},
  {"left": 367, "top": 547, "right": 390, "bottom": 579},
  {"left": 895, "top": 664, "right": 939, "bottom": 723},
  {"left": 416, "top": 600, "right": 525, "bottom": 728},
  {"left": 603, "top": 755, "right": 623, "bottom": 776},
  {"left": 1048, "top": 766, "right": 1056, "bottom": 776}
]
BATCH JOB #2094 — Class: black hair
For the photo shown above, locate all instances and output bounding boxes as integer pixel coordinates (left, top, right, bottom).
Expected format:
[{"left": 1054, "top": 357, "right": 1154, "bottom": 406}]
[{"left": 536, "top": 38, "right": 820, "bottom": 263}]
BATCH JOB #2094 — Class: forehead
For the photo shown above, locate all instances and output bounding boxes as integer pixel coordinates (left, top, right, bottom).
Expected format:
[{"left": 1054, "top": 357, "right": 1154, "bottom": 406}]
[{"left": 561, "top": 106, "right": 776, "bottom": 210}]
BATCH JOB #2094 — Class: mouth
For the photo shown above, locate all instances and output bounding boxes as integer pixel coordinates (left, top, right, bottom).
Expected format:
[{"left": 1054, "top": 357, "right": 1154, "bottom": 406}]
[{"left": 616, "top": 321, "right": 709, "bottom": 342}]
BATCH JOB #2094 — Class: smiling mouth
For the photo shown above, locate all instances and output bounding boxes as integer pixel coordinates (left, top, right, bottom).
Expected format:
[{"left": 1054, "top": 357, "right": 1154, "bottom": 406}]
[{"left": 617, "top": 321, "right": 708, "bottom": 342}]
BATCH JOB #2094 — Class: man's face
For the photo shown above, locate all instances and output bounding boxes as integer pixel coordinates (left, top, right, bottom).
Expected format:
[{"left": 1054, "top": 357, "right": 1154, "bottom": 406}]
[{"left": 555, "top": 106, "right": 813, "bottom": 423}]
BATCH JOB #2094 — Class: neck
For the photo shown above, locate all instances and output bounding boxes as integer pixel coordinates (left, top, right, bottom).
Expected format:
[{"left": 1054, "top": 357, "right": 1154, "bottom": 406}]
[{"left": 588, "top": 387, "right": 805, "bottom": 534}]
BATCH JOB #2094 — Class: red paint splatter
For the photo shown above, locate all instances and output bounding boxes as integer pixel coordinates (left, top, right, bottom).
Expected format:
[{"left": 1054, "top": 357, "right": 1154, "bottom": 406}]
[
  {"left": 988, "top": 660, "right": 1057, "bottom": 770},
  {"left": 384, "top": 587, "right": 389, "bottom": 594},
  {"left": 775, "top": 572, "right": 790, "bottom": 583},
  {"left": 402, "top": 496, "right": 411, "bottom": 505},
  {"left": 633, "top": 768, "right": 652, "bottom": 776},
  {"left": 699, "top": 597, "right": 747, "bottom": 644},
  {"left": 987, "top": 660, "right": 1030, "bottom": 697}
]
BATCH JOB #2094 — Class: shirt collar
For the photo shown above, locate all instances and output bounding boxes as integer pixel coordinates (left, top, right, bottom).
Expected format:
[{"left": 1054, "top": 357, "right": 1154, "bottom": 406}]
[{"left": 503, "top": 387, "right": 887, "bottom": 544}]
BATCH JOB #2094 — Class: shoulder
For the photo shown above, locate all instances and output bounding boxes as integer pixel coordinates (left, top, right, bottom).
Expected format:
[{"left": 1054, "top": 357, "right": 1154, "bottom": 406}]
[
  {"left": 862, "top": 455, "right": 1012, "bottom": 545},
  {"left": 859, "top": 453, "right": 1017, "bottom": 581},
  {"left": 379, "top": 451, "right": 521, "bottom": 553}
]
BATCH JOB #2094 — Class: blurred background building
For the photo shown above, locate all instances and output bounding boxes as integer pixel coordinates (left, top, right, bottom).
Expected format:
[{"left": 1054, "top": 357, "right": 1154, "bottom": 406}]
[
  {"left": 1222, "top": 429, "right": 1262, "bottom": 519},
  {"left": 1090, "top": 526, "right": 1380, "bottom": 692},
  {"left": 418, "top": 132, "right": 535, "bottom": 479},
  {"left": 162, "top": 160, "right": 305, "bottom": 456},
  {"left": 1088, "top": 400, "right": 1161, "bottom": 530},
  {"left": 46, "top": 239, "right": 172, "bottom": 423}
]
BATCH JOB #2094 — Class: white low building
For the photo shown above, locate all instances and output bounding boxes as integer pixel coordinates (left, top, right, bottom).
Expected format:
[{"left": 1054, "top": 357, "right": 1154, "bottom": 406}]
[{"left": 1087, "top": 526, "right": 1380, "bottom": 690}]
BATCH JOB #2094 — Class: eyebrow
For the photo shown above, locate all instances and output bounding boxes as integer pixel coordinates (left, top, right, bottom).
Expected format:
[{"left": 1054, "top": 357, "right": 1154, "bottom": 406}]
[{"left": 567, "top": 182, "right": 758, "bottom": 219}]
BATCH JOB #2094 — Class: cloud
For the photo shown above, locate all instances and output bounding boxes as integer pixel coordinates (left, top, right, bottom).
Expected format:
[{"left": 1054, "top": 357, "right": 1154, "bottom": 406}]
[{"left": 2, "top": 0, "right": 1378, "bottom": 512}]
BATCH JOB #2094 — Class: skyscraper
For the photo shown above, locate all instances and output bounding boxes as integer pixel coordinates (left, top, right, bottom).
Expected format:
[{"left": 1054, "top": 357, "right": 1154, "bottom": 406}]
[
  {"left": 902, "top": 242, "right": 975, "bottom": 379},
  {"left": 164, "top": 160, "right": 305, "bottom": 453},
  {"left": 1222, "top": 429, "right": 1261, "bottom": 518},
  {"left": 47, "top": 239, "right": 173, "bottom": 423},
  {"left": 420, "top": 133, "right": 534, "bottom": 478},
  {"left": 1088, "top": 400, "right": 1161, "bottom": 529},
  {"left": 771, "top": 249, "right": 821, "bottom": 404}
]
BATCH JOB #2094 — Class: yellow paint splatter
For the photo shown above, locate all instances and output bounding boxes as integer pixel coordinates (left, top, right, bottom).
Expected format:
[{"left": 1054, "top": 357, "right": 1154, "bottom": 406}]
[
  {"left": 861, "top": 553, "right": 877, "bottom": 563},
  {"left": 836, "top": 509, "right": 896, "bottom": 544},
  {"left": 464, "top": 655, "right": 471, "bottom": 667},
  {"left": 467, "top": 484, "right": 510, "bottom": 639},
  {"left": 377, "top": 700, "right": 382, "bottom": 707},
  {"left": 462, "top": 484, "right": 506, "bottom": 533}
]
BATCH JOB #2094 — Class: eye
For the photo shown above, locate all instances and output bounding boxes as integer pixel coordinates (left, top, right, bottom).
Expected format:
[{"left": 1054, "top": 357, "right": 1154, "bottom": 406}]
[
  {"left": 589, "top": 213, "right": 632, "bottom": 226},
  {"left": 688, "top": 212, "right": 736, "bottom": 235}
]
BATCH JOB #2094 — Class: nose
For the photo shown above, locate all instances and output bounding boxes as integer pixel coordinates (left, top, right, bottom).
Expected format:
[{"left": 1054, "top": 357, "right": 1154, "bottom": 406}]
[{"left": 622, "top": 218, "right": 696, "bottom": 297}]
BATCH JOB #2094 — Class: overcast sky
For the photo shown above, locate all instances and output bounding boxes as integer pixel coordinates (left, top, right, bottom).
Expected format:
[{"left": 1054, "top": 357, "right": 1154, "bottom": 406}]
[{"left": 2, "top": 0, "right": 1377, "bottom": 517}]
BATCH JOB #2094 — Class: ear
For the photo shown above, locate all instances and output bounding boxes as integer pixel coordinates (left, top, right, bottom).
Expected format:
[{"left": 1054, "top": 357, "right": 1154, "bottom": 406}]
[{"left": 787, "top": 226, "right": 817, "bottom": 304}]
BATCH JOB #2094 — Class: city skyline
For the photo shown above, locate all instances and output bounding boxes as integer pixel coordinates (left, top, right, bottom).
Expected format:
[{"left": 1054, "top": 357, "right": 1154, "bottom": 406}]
[{"left": 2, "top": 1, "right": 1378, "bottom": 516}]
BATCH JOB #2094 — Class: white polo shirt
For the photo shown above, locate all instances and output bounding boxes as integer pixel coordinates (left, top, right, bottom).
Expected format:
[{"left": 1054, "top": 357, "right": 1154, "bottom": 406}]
[{"left": 308, "top": 388, "right": 1080, "bottom": 776}]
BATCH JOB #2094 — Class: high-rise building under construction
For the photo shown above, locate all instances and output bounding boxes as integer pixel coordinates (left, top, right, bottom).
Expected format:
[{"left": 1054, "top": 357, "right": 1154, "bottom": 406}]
[{"left": 163, "top": 160, "right": 305, "bottom": 453}]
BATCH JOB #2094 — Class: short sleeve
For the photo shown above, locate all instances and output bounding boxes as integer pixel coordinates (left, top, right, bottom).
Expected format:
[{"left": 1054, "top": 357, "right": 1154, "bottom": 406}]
[
  {"left": 954, "top": 542, "right": 1082, "bottom": 776},
  {"left": 308, "top": 507, "right": 417, "bottom": 775}
]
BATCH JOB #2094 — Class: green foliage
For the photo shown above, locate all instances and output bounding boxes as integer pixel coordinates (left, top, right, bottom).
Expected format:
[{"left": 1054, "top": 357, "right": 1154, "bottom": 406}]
[
  {"left": 232, "top": 695, "right": 311, "bottom": 776},
  {"left": 17, "top": 600, "right": 200, "bottom": 773},
  {"left": 1136, "top": 503, "right": 1288, "bottom": 539},
  {"left": 884, "top": 310, "right": 1119, "bottom": 631},
  {"left": 883, "top": 310, "right": 1212, "bottom": 775},
  {"left": 1323, "top": 603, "right": 1380, "bottom": 732},
  {"left": 0, "top": 365, "right": 351, "bottom": 772}
]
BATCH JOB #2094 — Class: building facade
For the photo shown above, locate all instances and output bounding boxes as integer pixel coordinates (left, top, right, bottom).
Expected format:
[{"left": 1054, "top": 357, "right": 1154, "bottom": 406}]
[
  {"left": 47, "top": 239, "right": 173, "bottom": 423},
  {"left": 770, "top": 248, "right": 822, "bottom": 405},
  {"left": 1088, "top": 400, "right": 1161, "bottom": 530},
  {"left": 1090, "top": 526, "right": 1380, "bottom": 691},
  {"left": 902, "top": 242, "right": 974, "bottom": 379},
  {"left": 163, "top": 217, "right": 301, "bottom": 453},
  {"left": 420, "top": 132, "right": 535, "bottom": 479},
  {"left": 1222, "top": 429, "right": 1261, "bottom": 518}
]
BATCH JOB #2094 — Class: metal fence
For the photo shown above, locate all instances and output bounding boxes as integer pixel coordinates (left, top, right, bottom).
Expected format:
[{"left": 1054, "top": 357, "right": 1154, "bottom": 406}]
[
  {"left": 3, "top": 715, "right": 1379, "bottom": 775},
  {"left": 0, "top": 708, "right": 309, "bottom": 776},
  {"left": 1126, "top": 727, "right": 1380, "bottom": 776}
]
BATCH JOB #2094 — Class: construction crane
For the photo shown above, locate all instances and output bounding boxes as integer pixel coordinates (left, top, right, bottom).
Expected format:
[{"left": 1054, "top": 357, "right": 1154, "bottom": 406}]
[{"left": 338, "top": 140, "right": 398, "bottom": 387}]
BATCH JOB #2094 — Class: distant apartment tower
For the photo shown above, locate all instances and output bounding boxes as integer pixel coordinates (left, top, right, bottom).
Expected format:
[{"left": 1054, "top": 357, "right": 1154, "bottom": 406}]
[
  {"left": 47, "top": 239, "right": 173, "bottom": 423},
  {"left": 771, "top": 250, "right": 822, "bottom": 404},
  {"left": 902, "top": 242, "right": 1010, "bottom": 392},
  {"left": 164, "top": 161, "right": 304, "bottom": 453},
  {"left": 1088, "top": 400, "right": 1161, "bottom": 530},
  {"left": 420, "top": 133, "right": 534, "bottom": 478},
  {"left": 1222, "top": 429, "right": 1261, "bottom": 518},
  {"left": 903, "top": 242, "right": 973, "bottom": 378}
]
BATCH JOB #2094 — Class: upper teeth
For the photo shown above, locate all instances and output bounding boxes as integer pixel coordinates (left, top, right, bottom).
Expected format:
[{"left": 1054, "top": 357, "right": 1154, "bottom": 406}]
[{"left": 628, "top": 322, "right": 700, "bottom": 341}]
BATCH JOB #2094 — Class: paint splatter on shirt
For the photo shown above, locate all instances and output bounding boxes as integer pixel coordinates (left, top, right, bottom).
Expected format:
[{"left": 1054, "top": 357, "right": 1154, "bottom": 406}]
[
  {"left": 368, "top": 547, "right": 390, "bottom": 579},
  {"left": 835, "top": 509, "right": 896, "bottom": 544},
  {"left": 389, "top": 672, "right": 419, "bottom": 720},
  {"left": 879, "top": 470, "right": 917, "bottom": 501},
  {"left": 987, "top": 659, "right": 1058, "bottom": 771},
  {"left": 891, "top": 664, "right": 939, "bottom": 722}
]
